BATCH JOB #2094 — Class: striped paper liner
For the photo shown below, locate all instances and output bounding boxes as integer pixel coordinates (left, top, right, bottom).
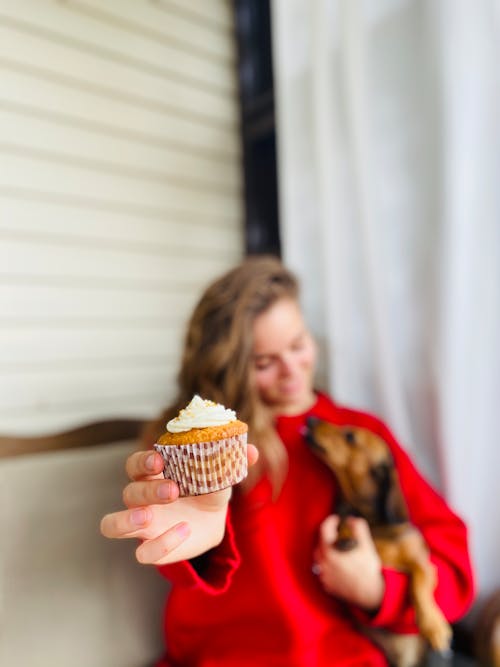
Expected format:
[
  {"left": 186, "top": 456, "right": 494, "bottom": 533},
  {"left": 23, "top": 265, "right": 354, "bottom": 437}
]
[{"left": 154, "top": 433, "right": 247, "bottom": 496}]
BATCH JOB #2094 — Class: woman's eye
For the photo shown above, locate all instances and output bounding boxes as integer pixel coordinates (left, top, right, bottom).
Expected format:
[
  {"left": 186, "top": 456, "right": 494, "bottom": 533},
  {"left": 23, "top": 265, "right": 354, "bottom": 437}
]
[
  {"left": 291, "top": 338, "right": 306, "bottom": 351},
  {"left": 254, "top": 359, "right": 273, "bottom": 371}
]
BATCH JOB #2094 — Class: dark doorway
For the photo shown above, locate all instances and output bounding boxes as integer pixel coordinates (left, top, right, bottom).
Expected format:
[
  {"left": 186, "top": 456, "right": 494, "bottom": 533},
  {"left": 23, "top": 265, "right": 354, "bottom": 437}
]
[{"left": 233, "top": 0, "right": 281, "bottom": 257}]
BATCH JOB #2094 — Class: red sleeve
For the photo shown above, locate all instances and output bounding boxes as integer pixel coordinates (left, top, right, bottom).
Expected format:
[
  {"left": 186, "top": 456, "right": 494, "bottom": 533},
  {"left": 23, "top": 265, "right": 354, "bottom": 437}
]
[
  {"left": 155, "top": 505, "right": 241, "bottom": 595},
  {"left": 343, "top": 410, "right": 475, "bottom": 632}
]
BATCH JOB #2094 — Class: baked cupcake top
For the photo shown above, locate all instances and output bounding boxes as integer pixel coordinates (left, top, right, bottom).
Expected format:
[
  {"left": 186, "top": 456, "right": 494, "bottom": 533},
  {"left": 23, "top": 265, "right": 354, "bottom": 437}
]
[{"left": 157, "top": 395, "right": 248, "bottom": 445}]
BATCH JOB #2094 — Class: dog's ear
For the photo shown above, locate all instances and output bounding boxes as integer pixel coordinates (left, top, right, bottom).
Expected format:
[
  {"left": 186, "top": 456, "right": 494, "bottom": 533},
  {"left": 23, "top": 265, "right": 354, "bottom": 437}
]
[{"left": 372, "top": 462, "right": 409, "bottom": 524}]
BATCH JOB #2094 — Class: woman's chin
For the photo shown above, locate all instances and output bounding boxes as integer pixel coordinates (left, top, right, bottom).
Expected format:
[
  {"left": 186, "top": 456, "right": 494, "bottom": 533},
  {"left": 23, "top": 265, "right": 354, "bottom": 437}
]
[{"left": 276, "top": 389, "right": 316, "bottom": 415}]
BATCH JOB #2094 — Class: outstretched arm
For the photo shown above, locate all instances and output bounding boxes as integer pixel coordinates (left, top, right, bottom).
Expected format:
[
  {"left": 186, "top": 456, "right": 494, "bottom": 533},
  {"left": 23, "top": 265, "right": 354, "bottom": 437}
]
[{"left": 100, "top": 445, "right": 258, "bottom": 566}]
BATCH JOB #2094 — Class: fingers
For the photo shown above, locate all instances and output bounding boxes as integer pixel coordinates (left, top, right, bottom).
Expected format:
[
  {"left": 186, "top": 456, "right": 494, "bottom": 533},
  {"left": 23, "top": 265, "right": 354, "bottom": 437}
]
[
  {"left": 122, "top": 478, "right": 179, "bottom": 508},
  {"left": 136, "top": 522, "right": 191, "bottom": 564},
  {"left": 125, "top": 450, "right": 164, "bottom": 481},
  {"left": 319, "top": 514, "right": 340, "bottom": 546},
  {"left": 100, "top": 506, "right": 155, "bottom": 540},
  {"left": 315, "top": 515, "right": 340, "bottom": 562},
  {"left": 100, "top": 509, "right": 191, "bottom": 564},
  {"left": 100, "top": 504, "right": 185, "bottom": 542}
]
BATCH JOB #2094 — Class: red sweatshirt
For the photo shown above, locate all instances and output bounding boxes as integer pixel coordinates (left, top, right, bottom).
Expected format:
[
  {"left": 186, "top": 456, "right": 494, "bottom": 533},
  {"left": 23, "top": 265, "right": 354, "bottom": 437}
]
[{"left": 156, "top": 393, "right": 474, "bottom": 667}]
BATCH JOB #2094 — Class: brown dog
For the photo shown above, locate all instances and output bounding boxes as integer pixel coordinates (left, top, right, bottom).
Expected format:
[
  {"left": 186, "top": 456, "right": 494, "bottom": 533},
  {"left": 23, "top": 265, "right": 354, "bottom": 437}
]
[{"left": 306, "top": 418, "right": 452, "bottom": 667}]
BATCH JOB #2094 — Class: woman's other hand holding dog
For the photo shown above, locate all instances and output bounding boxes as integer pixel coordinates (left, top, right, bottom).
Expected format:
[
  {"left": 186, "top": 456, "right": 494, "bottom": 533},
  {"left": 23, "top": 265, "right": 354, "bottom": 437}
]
[{"left": 313, "top": 514, "right": 385, "bottom": 612}]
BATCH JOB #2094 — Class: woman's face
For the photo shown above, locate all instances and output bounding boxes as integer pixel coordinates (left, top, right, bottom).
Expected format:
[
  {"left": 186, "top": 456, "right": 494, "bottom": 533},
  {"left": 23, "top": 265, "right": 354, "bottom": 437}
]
[{"left": 252, "top": 298, "right": 317, "bottom": 415}]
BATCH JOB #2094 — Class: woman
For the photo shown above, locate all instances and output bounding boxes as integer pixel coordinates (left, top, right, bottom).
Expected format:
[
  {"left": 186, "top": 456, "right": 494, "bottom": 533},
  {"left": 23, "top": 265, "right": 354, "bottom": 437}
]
[{"left": 101, "top": 256, "right": 474, "bottom": 666}]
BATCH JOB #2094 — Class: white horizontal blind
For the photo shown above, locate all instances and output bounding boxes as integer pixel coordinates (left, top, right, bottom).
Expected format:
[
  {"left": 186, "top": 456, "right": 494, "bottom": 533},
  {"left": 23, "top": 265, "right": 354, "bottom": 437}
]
[{"left": 0, "top": 0, "right": 243, "bottom": 435}]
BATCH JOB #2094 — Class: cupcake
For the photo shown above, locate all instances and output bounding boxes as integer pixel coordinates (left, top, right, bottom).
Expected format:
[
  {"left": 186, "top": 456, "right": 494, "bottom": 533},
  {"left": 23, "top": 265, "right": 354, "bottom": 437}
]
[{"left": 153, "top": 395, "right": 248, "bottom": 496}]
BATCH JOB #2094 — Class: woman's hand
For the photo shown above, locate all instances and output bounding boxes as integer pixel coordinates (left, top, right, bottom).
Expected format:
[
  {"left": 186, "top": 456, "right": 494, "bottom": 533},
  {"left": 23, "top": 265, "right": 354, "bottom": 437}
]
[
  {"left": 313, "top": 514, "right": 385, "bottom": 612},
  {"left": 100, "top": 445, "right": 258, "bottom": 566}
]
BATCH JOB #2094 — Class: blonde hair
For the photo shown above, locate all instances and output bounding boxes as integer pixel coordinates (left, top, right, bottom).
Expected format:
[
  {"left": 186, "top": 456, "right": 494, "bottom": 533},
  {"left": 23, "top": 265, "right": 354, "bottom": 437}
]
[{"left": 143, "top": 255, "right": 300, "bottom": 495}]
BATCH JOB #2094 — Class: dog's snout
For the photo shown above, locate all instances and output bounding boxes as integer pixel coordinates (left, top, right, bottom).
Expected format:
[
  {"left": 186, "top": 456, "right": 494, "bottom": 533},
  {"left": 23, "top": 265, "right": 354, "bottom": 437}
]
[
  {"left": 306, "top": 416, "right": 320, "bottom": 430},
  {"left": 305, "top": 416, "right": 320, "bottom": 441},
  {"left": 304, "top": 416, "right": 324, "bottom": 451}
]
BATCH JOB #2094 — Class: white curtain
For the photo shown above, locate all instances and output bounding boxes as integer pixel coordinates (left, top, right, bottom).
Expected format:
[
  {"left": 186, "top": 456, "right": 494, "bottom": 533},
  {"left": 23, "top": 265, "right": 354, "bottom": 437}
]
[{"left": 272, "top": 0, "right": 500, "bottom": 597}]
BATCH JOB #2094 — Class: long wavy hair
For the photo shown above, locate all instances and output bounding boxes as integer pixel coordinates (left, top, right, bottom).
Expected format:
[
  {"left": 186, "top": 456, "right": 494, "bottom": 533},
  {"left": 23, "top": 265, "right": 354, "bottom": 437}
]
[{"left": 142, "top": 255, "right": 301, "bottom": 495}]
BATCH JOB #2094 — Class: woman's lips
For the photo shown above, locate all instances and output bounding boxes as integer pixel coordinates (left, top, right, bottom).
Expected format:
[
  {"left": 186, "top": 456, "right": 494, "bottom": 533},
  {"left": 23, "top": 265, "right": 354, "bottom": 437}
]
[{"left": 280, "top": 380, "right": 303, "bottom": 395}]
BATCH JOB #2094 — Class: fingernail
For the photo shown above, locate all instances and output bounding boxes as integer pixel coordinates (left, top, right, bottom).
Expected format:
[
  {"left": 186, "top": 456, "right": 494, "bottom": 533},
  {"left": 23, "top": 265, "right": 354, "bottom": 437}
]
[
  {"left": 145, "top": 454, "right": 156, "bottom": 471},
  {"left": 131, "top": 508, "right": 148, "bottom": 526},
  {"left": 175, "top": 522, "right": 190, "bottom": 538},
  {"left": 157, "top": 482, "right": 173, "bottom": 500}
]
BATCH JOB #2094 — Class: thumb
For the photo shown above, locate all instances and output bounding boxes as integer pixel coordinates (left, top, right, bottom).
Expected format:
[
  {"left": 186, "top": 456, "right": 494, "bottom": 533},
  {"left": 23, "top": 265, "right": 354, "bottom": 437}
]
[
  {"left": 247, "top": 443, "right": 259, "bottom": 467},
  {"left": 319, "top": 514, "right": 340, "bottom": 548}
]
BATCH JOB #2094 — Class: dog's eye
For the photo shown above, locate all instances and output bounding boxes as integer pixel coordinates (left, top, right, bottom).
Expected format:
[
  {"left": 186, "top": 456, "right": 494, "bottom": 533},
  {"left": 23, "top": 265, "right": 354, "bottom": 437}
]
[{"left": 344, "top": 430, "right": 356, "bottom": 445}]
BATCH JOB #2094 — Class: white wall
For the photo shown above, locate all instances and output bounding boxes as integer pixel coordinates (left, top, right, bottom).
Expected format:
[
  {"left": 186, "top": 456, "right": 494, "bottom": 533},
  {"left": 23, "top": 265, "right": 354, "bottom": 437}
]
[
  {"left": 272, "top": 0, "right": 500, "bottom": 597},
  {"left": 0, "top": 0, "right": 244, "bottom": 435}
]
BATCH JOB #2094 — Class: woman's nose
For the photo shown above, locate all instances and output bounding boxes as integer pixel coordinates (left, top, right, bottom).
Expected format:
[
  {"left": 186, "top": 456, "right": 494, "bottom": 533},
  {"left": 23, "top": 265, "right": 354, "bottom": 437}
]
[{"left": 279, "top": 355, "right": 295, "bottom": 377}]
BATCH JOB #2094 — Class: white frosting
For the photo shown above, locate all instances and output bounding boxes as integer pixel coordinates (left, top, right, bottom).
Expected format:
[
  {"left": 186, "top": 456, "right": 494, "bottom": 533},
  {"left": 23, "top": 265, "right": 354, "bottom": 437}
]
[{"left": 166, "top": 394, "right": 236, "bottom": 433}]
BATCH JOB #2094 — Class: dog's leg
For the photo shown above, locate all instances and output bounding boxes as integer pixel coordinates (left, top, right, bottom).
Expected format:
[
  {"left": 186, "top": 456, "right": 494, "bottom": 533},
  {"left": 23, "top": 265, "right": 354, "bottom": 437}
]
[
  {"left": 407, "top": 557, "right": 452, "bottom": 652},
  {"left": 363, "top": 628, "right": 427, "bottom": 667},
  {"left": 334, "top": 516, "right": 358, "bottom": 551},
  {"left": 333, "top": 503, "right": 358, "bottom": 551},
  {"left": 383, "top": 531, "right": 452, "bottom": 653}
]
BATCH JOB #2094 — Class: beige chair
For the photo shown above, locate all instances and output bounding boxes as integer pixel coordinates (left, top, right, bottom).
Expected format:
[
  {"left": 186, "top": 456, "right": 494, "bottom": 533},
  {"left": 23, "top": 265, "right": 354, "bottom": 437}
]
[{"left": 0, "top": 424, "right": 169, "bottom": 667}]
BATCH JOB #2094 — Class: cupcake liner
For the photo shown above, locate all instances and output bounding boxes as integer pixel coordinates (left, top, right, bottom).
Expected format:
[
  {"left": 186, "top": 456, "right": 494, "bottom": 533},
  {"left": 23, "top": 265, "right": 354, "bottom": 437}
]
[{"left": 154, "top": 433, "right": 248, "bottom": 496}]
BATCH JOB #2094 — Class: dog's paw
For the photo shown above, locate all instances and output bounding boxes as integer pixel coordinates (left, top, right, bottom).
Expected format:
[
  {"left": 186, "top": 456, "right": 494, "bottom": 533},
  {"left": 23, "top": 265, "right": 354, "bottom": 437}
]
[{"left": 419, "top": 611, "right": 452, "bottom": 652}]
